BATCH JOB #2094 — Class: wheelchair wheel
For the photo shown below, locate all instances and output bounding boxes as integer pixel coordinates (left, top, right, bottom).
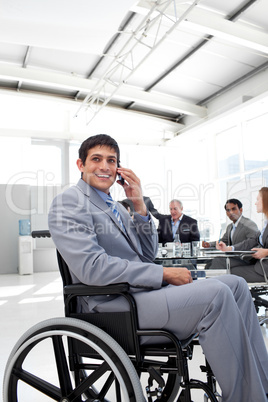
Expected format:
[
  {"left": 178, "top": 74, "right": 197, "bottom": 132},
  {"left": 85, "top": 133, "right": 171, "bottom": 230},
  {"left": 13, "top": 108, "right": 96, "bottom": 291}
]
[{"left": 3, "top": 317, "right": 145, "bottom": 402}]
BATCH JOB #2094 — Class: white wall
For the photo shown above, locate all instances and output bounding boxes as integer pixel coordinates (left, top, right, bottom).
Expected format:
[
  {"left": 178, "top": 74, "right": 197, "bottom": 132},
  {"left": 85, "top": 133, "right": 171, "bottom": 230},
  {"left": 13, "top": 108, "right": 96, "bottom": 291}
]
[
  {"left": 0, "top": 184, "right": 62, "bottom": 274},
  {"left": 0, "top": 184, "right": 30, "bottom": 274}
]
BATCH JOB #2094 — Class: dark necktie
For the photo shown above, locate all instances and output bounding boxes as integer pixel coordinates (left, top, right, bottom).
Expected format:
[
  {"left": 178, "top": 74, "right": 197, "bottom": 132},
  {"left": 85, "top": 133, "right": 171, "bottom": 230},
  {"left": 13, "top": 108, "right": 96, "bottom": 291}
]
[{"left": 230, "top": 223, "right": 236, "bottom": 243}]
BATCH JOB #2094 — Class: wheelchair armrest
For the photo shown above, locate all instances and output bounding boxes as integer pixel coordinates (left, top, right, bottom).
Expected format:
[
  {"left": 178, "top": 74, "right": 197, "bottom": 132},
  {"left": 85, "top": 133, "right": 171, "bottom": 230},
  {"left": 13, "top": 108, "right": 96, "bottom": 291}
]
[
  {"left": 64, "top": 282, "right": 130, "bottom": 296},
  {"left": 31, "top": 230, "right": 51, "bottom": 238},
  {"left": 63, "top": 282, "right": 137, "bottom": 324}
]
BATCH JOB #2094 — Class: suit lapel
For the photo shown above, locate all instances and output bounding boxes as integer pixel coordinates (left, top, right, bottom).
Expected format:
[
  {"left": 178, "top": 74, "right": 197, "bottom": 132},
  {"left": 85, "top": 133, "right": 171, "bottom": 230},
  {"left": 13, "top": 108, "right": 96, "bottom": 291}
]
[
  {"left": 77, "top": 179, "right": 123, "bottom": 229},
  {"left": 232, "top": 221, "right": 242, "bottom": 244},
  {"left": 115, "top": 207, "right": 152, "bottom": 261},
  {"left": 226, "top": 223, "right": 232, "bottom": 245},
  {"left": 176, "top": 216, "right": 182, "bottom": 237},
  {"left": 118, "top": 205, "right": 141, "bottom": 250}
]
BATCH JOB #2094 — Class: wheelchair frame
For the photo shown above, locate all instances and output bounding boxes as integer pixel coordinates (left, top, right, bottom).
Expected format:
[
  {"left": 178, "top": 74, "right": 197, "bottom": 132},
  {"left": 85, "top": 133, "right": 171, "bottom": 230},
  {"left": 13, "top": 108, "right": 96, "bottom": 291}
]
[
  {"left": 3, "top": 230, "right": 221, "bottom": 402},
  {"left": 242, "top": 256, "right": 268, "bottom": 325}
]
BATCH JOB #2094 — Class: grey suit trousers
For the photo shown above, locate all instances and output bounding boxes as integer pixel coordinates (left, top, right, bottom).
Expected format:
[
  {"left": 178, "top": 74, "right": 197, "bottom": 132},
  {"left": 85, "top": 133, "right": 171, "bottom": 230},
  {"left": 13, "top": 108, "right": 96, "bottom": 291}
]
[{"left": 145, "top": 275, "right": 268, "bottom": 402}]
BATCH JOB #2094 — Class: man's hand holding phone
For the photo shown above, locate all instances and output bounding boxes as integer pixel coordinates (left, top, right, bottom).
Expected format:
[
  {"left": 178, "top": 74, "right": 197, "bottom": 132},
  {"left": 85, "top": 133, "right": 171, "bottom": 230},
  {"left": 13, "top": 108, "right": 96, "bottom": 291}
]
[
  {"left": 116, "top": 166, "right": 147, "bottom": 216},
  {"left": 117, "top": 163, "right": 125, "bottom": 186}
]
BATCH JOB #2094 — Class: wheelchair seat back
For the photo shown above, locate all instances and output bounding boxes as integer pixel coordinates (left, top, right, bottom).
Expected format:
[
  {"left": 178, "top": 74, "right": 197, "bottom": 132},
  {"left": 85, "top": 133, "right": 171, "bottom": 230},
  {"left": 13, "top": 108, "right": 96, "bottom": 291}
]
[{"left": 56, "top": 250, "right": 140, "bottom": 355}]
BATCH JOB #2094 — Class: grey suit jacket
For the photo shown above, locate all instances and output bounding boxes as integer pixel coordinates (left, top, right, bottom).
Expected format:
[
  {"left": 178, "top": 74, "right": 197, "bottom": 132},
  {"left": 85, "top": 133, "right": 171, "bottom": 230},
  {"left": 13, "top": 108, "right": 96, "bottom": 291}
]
[
  {"left": 48, "top": 179, "right": 169, "bottom": 328},
  {"left": 233, "top": 224, "right": 268, "bottom": 277},
  {"left": 210, "top": 216, "right": 259, "bottom": 247}
]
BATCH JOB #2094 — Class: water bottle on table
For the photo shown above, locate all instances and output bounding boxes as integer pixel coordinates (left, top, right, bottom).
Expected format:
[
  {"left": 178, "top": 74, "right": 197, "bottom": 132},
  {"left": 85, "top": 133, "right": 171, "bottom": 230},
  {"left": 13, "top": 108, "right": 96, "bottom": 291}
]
[{"left": 173, "top": 234, "right": 182, "bottom": 257}]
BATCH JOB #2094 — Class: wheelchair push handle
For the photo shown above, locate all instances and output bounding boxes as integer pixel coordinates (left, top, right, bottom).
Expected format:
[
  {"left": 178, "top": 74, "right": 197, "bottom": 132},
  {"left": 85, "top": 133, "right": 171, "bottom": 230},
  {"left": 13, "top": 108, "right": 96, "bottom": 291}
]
[{"left": 31, "top": 230, "right": 51, "bottom": 238}]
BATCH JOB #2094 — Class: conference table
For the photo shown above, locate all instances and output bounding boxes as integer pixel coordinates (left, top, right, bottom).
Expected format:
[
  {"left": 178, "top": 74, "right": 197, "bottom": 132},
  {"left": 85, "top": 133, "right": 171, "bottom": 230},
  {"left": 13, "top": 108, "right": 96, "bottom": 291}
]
[{"left": 154, "top": 249, "right": 256, "bottom": 279}]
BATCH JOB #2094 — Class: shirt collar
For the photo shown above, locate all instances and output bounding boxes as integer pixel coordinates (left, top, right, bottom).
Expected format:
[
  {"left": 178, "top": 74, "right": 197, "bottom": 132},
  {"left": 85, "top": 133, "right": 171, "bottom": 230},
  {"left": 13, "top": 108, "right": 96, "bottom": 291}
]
[
  {"left": 171, "top": 214, "right": 183, "bottom": 223},
  {"left": 91, "top": 186, "right": 109, "bottom": 202},
  {"left": 233, "top": 214, "right": 242, "bottom": 228}
]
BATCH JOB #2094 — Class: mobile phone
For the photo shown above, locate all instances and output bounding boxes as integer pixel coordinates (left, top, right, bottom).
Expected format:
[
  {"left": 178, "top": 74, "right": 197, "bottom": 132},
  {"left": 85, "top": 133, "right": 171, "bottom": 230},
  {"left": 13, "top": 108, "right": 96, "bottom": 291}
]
[{"left": 117, "top": 162, "right": 124, "bottom": 185}]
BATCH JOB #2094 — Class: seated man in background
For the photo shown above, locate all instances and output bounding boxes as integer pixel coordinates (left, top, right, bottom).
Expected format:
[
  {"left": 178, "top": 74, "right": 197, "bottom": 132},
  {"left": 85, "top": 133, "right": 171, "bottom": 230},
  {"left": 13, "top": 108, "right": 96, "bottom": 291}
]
[
  {"left": 218, "top": 188, "right": 268, "bottom": 283},
  {"left": 157, "top": 199, "right": 200, "bottom": 245},
  {"left": 203, "top": 198, "right": 259, "bottom": 269}
]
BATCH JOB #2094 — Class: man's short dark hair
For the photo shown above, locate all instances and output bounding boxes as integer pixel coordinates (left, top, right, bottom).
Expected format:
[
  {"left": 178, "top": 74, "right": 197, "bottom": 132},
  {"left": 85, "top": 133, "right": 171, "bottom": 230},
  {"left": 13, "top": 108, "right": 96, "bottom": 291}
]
[
  {"left": 224, "top": 199, "right": 242, "bottom": 210},
  {"left": 78, "top": 134, "right": 120, "bottom": 165},
  {"left": 118, "top": 200, "right": 129, "bottom": 208},
  {"left": 118, "top": 201, "right": 133, "bottom": 215}
]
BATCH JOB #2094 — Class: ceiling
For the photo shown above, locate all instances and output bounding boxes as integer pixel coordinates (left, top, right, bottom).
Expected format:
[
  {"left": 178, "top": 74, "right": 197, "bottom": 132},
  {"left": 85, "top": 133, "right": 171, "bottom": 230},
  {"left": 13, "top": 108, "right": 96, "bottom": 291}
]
[{"left": 0, "top": 0, "right": 268, "bottom": 144}]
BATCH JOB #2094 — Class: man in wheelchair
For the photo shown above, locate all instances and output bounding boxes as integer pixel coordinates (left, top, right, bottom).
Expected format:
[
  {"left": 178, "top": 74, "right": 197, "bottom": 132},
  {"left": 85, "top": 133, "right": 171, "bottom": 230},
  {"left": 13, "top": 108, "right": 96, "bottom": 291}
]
[{"left": 48, "top": 134, "right": 268, "bottom": 402}]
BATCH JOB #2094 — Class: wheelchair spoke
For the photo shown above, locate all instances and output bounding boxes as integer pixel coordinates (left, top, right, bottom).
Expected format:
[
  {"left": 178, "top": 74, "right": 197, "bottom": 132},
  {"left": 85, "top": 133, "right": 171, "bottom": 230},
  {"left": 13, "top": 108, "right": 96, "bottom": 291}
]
[
  {"left": 52, "top": 334, "right": 73, "bottom": 395},
  {"left": 11, "top": 367, "right": 61, "bottom": 400},
  {"left": 115, "top": 378, "right": 123, "bottom": 402},
  {"left": 71, "top": 361, "right": 115, "bottom": 400},
  {"left": 98, "top": 371, "right": 116, "bottom": 400}
]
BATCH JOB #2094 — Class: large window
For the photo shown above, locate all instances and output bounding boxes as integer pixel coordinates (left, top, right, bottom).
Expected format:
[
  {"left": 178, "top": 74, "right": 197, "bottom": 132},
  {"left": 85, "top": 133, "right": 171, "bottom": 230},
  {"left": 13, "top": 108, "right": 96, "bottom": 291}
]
[
  {"left": 69, "top": 142, "right": 80, "bottom": 185},
  {"left": 243, "top": 113, "right": 268, "bottom": 171},
  {"left": 0, "top": 137, "right": 30, "bottom": 185},
  {"left": 216, "top": 126, "right": 240, "bottom": 178},
  {"left": 30, "top": 140, "right": 62, "bottom": 186},
  {"left": 213, "top": 112, "right": 268, "bottom": 233},
  {"left": 0, "top": 137, "right": 62, "bottom": 186}
]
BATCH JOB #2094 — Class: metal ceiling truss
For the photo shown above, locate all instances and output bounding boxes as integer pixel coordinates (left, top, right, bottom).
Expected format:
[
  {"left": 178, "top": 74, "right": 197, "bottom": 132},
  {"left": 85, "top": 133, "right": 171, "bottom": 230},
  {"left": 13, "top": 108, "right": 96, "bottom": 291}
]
[
  {"left": 74, "top": 11, "right": 137, "bottom": 101},
  {"left": 17, "top": 46, "right": 31, "bottom": 91},
  {"left": 141, "top": 0, "right": 260, "bottom": 94},
  {"left": 134, "top": 0, "right": 268, "bottom": 125},
  {"left": 75, "top": 0, "right": 203, "bottom": 124}
]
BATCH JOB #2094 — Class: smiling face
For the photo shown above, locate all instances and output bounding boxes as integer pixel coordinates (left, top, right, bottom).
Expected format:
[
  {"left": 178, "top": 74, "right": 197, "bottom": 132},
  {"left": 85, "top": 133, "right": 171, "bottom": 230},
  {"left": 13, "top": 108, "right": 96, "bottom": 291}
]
[
  {"left": 76, "top": 145, "right": 118, "bottom": 194},
  {"left": 255, "top": 192, "right": 263, "bottom": 214}
]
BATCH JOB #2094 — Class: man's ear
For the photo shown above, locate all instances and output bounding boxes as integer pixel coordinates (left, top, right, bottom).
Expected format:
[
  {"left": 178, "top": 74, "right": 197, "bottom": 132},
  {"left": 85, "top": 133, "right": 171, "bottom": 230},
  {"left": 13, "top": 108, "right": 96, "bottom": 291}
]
[{"left": 77, "top": 159, "right": 84, "bottom": 172}]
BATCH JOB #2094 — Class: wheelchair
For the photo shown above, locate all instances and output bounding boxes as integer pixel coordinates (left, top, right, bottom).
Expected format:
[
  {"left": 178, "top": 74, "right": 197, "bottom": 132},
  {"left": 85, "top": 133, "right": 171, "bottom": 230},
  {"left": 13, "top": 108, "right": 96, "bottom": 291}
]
[
  {"left": 240, "top": 255, "right": 268, "bottom": 325},
  {"left": 3, "top": 230, "right": 222, "bottom": 402},
  {"left": 249, "top": 280, "right": 268, "bottom": 326}
]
